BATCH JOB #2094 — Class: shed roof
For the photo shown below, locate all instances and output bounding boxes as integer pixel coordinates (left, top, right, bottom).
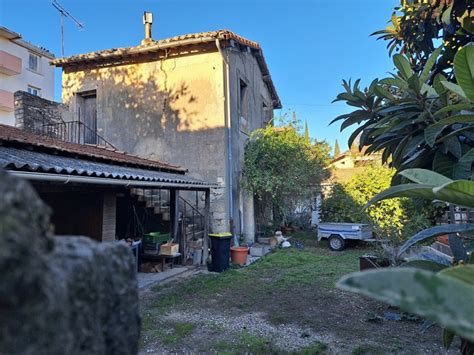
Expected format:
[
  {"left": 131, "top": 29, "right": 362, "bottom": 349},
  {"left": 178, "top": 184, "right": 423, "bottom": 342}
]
[
  {"left": 0, "top": 146, "right": 212, "bottom": 188},
  {"left": 51, "top": 29, "right": 281, "bottom": 109},
  {"left": 0, "top": 124, "right": 185, "bottom": 173}
]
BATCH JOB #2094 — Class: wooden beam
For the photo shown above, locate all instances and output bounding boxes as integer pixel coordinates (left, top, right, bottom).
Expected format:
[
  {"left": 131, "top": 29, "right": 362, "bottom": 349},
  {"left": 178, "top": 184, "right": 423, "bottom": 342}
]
[{"left": 202, "top": 189, "right": 210, "bottom": 265}]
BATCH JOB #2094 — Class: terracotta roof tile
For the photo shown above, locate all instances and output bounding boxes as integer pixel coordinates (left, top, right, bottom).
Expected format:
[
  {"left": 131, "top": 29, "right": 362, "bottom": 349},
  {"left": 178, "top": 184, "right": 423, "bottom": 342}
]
[
  {"left": 0, "top": 124, "right": 186, "bottom": 173},
  {"left": 51, "top": 29, "right": 281, "bottom": 109}
]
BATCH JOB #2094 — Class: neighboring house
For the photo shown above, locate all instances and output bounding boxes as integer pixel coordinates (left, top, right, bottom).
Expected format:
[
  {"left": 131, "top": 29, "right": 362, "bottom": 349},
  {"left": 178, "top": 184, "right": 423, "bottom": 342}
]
[
  {"left": 329, "top": 140, "right": 382, "bottom": 183},
  {"left": 0, "top": 123, "right": 214, "bottom": 264},
  {"left": 0, "top": 26, "right": 55, "bottom": 125},
  {"left": 52, "top": 19, "right": 281, "bottom": 240}
]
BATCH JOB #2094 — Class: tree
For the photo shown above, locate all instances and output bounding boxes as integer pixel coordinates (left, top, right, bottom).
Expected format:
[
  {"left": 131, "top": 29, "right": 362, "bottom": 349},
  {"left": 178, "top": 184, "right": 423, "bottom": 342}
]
[
  {"left": 373, "top": 0, "right": 474, "bottom": 80},
  {"left": 243, "top": 123, "right": 331, "bottom": 227},
  {"left": 304, "top": 120, "right": 310, "bottom": 144},
  {"left": 331, "top": 45, "right": 474, "bottom": 178},
  {"left": 334, "top": 139, "right": 341, "bottom": 157}
]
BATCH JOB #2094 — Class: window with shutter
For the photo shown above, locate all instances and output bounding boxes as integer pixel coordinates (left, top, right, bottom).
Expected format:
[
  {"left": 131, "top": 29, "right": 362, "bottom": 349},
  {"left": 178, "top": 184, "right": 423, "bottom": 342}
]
[{"left": 28, "top": 53, "right": 39, "bottom": 72}]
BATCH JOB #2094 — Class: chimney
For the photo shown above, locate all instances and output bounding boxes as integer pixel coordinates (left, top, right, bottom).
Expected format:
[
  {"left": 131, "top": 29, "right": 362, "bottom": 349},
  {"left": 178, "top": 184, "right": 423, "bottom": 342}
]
[{"left": 142, "top": 12, "right": 153, "bottom": 45}]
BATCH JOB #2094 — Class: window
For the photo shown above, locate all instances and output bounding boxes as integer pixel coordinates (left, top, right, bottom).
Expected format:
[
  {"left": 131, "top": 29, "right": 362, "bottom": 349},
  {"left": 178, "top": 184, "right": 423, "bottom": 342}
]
[
  {"left": 27, "top": 85, "right": 41, "bottom": 97},
  {"left": 28, "top": 53, "right": 39, "bottom": 72},
  {"left": 261, "top": 101, "right": 272, "bottom": 127},
  {"left": 239, "top": 79, "right": 248, "bottom": 119},
  {"left": 239, "top": 79, "right": 249, "bottom": 133}
]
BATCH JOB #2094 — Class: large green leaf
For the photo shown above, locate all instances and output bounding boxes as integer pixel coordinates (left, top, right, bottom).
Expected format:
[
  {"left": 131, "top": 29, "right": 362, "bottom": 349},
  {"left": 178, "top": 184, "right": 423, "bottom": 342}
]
[
  {"left": 365, "top": 183, "right": 436, "bottom": 207},
  {"left": 420, "top": 46, "right": 443, "bottom": 84},
  {"left": 398, "top": 223, "right": 474, "bottom": 256},
  {"left": 399, "top": 168, "right": 452, "bottom": 186},
  {"left": 424, "top": 115, "right": 474, "bottom": 147},
  {"left": 432, "top": 151, "right": 455, "bottom": 178},
  {"left": 393, "top": 54, "right": 413, "bottom": 80},
  {"left": 433, "top": 103, "right": 473, "bottom": 117},
  {"left": 378, "top": 77, "right": 409, "bottom": 90},
  {"left": 337, "top": 268, "right": 474, "bottom": 341},
  {"left": 454, "top": 148, "right": 474, "bottom": 179},
  {"left": 439, "top": 265, "right": 474, "bottom": 286},
  {"left": 454, "top": 45, "right": 474, "bottom": 102},
  {"left": 434, "top": 180, "right": 474, "bottom": 208},
  {"left": 441, "top": 81, "right": 468, "bottom": 99},
  {"left": 401, "top": 260, "right": 448, "bottom": 272}
]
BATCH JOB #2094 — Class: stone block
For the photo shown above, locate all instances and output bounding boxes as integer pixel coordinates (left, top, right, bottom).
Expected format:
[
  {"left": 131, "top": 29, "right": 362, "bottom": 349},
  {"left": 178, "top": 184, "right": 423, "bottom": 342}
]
[{"left": 0, "top": 169, "right": 140, "bottom": 354}]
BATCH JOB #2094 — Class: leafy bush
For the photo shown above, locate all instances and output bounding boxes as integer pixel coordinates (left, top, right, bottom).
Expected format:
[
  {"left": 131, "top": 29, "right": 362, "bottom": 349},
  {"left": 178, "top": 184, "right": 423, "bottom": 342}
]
[
  {"left": 339, "top": 168, "right": 474, "bottom": 352},
  {"left": 321, "top": 166, "right": 435, "bottom": 242},
  {"left": 243, "top": 123, "right": 331, "bottom": 227}
]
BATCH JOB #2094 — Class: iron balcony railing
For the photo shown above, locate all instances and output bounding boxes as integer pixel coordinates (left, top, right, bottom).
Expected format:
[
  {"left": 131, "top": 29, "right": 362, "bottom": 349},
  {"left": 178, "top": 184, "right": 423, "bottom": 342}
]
[{"left": 42, "top": 121, "right": 116, "bottom": 149}]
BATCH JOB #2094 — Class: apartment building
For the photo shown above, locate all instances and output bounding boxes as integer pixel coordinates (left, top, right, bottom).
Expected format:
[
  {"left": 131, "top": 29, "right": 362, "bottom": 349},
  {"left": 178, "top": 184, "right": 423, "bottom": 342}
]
[{"left": 0, "top": 26, "right": 55, "bottom": 125}]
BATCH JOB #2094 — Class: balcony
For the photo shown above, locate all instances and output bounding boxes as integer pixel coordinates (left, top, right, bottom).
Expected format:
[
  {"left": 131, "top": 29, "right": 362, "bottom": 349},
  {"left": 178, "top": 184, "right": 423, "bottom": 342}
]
[
  {"left": 0, "top": 51, "right": 21, "bottom": 75},
  {"left": 0, "top": 89, "right": 14, "bottom": 111},
  {"left": 42, "top": 121, "right": 117, "bottom": 149}
]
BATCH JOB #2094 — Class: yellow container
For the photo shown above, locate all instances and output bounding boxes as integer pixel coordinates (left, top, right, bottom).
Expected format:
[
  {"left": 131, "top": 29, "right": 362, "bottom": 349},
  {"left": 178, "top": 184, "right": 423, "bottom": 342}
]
[{"left": 160, "top": 242, "right": 179, "bottom": 255}]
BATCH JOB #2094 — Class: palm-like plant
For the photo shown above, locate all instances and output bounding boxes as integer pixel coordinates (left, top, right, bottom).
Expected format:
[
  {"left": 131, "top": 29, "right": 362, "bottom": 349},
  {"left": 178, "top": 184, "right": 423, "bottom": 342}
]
[
  {"left": 332, "top": 45, "right": 474, "bottom": 179},
  {"left": 372, "top": 0, "right": 474, "bottom": 77}
]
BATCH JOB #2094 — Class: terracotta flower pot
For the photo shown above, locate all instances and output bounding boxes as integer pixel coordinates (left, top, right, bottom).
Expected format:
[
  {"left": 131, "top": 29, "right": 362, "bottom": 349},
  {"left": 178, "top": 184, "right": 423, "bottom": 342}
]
[{"left": 230, "top": 246, "right": 249, "bottom": 266}]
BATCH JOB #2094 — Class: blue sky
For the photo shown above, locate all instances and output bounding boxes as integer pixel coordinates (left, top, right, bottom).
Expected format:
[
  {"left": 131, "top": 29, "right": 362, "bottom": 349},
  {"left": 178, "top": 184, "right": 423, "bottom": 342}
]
[{"left": 1, "top": 0, "right": 398, "bottom": 150}]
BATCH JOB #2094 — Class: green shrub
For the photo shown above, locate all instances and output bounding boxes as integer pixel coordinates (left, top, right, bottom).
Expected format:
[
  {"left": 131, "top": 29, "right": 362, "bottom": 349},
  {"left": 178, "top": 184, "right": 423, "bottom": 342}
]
[{"left": 321, "top": 166, "right": 434, "bottom": 243}]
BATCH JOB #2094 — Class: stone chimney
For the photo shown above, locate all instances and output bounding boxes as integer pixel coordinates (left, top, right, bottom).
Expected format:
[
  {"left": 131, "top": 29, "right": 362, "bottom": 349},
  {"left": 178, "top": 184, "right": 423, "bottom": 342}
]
[{"left": 142, "top": 12, "right": 153, "bottom": 45}]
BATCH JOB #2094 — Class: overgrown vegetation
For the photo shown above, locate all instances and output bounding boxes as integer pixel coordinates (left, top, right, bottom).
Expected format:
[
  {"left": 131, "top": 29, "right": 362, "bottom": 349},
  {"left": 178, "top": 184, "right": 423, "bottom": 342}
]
[
  {"left": 321, "top": 165, "right": 437, "bottom": 242},
  {"left": 243, "top": 118, "right": 331, "bottom": 228},
  {"left": 372, "top": 0, "right": 473, "bottom": 78},
  {"left": 332, "top": 1, "right": 474, "bottom": 352}
]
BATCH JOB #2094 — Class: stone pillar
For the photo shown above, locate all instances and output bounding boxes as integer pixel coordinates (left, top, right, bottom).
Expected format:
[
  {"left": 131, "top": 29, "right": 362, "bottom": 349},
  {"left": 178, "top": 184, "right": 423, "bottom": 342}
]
[
  {"left": 242, "top": 190, "right": 255, "bottom": 243},
  {"left": 101, "top": 192, "right": 116, "bottom": 242}
]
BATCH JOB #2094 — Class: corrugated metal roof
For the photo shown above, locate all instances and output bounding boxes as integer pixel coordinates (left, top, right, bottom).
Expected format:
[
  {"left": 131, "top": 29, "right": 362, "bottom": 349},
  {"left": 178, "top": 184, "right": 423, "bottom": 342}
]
[{"left": 0, "top": 146, "right": 212, "bottom": 187}]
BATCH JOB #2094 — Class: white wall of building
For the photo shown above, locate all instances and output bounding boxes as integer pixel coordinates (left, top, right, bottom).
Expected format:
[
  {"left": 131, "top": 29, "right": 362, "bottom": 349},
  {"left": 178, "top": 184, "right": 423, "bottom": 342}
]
[{"left": 0, "top": 28, "right": 54, "bottom": 126}]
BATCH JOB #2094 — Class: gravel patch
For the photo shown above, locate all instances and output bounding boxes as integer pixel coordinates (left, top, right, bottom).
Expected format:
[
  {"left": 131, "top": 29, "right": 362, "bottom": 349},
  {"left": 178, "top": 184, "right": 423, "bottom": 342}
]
[{"left": 164, "top": 309, "right": 335, "bottom": 351}]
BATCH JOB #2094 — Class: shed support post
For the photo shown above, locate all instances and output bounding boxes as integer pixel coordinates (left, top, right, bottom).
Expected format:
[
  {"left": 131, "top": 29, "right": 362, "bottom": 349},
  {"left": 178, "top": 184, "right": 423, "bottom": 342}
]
[
  {"left": 202, "top": 189, "right": 210, "bottom": 265},
  {"left": 170, "top": 189, "right": 179, "bottom": 243}
]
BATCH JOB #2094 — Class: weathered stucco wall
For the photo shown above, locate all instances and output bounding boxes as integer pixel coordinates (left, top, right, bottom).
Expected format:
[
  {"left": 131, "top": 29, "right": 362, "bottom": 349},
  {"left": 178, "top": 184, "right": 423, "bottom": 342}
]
[
  {"left": 60, "top": 45, "right": 275, "bottom": 238},
  {"left": 61, "top": 49, "right": 229, "bottom": 232},
  {"left": 227, "top": 48, "right": 274, "bottom": 239}
]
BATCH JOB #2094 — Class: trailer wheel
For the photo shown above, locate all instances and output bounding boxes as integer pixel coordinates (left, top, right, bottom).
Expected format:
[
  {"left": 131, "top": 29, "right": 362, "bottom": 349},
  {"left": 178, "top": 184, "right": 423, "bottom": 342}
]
[{"left": 328, "top": 234, "right": 345, "bottom": 251}]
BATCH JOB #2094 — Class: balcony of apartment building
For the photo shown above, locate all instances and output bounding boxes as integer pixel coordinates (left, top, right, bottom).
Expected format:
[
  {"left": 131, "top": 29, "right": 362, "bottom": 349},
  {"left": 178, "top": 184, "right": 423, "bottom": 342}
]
[{"left": 0, "top": 50, "right": 21, "bottom": 113}]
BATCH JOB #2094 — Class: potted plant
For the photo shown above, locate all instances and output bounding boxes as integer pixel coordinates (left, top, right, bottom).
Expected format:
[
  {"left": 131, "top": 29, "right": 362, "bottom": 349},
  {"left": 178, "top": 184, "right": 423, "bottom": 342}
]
[{"left": 230, "top": 235, "right": 249, "bottom": 266}]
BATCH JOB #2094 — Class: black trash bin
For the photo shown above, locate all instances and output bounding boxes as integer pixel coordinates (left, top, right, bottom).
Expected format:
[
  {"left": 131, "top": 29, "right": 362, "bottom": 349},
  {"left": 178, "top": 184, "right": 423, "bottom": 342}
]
[{"left": 209, "top": 233, "right": 232, "bottom": 272}]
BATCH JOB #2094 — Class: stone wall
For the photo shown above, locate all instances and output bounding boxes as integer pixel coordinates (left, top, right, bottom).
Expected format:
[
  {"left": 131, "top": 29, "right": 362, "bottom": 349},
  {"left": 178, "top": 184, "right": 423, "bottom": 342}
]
[
  {"left": 0, "top": 169, "right": 140, "bottom": 354},
  {"left": 14, "top": 91, "right": 73, "bottom": 134}
]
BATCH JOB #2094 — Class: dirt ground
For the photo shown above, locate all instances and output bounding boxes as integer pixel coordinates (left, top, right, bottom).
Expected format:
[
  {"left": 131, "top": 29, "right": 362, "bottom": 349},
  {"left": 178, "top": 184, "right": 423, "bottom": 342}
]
[{"left": 139, "top": 235, "right": 455, "bottom": 354}]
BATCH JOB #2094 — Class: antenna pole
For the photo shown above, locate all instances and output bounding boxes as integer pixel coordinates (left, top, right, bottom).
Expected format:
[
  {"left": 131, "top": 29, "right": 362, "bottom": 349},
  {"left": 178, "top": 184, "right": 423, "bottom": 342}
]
[
  {"left": 60, "top": 11, "right": 64, "bottom": 56},
  {"left": 51, "top": 0, "right": 84, "bottom": 56}
]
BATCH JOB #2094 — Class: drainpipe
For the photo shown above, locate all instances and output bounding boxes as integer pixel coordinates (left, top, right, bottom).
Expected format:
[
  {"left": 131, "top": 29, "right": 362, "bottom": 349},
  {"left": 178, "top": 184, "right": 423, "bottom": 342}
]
[{"left": 216, "top": 39, "right": 235, "bottom": 242}]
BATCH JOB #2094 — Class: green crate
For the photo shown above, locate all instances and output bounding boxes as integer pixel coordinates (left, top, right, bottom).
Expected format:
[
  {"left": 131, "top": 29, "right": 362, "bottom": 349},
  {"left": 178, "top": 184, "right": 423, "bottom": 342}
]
[{"left": 144, "top": 232, "right": 171, "bottom": 244}]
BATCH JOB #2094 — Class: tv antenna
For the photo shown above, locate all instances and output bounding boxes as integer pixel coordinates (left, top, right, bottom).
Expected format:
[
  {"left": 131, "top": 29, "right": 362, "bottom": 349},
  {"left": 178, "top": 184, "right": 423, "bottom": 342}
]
[{"left": 51, "top": 0, "right": 85, "bottom": 56}]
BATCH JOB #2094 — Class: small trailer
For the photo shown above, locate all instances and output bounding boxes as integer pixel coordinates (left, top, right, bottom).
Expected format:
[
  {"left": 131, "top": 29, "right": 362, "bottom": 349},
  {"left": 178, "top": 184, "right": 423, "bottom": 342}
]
[{"left": 317, "top": 223, "right": 373, "bottom": 251}]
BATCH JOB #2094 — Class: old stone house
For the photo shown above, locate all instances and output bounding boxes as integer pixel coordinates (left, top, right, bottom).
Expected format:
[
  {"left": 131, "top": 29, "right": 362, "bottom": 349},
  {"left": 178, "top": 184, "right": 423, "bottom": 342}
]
[{"left": 51, "top": 23, "right": 281, "bottom": 241}]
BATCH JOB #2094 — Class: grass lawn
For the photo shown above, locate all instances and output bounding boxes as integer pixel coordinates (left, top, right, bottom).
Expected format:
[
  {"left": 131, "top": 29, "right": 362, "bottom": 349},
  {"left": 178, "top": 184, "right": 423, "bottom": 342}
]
[{"left": 139, "top": 232, "right": 448, "bottom": 354}]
